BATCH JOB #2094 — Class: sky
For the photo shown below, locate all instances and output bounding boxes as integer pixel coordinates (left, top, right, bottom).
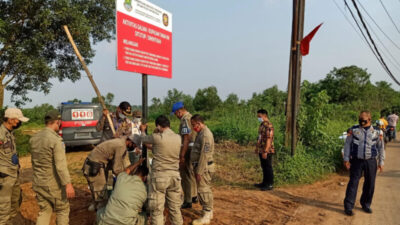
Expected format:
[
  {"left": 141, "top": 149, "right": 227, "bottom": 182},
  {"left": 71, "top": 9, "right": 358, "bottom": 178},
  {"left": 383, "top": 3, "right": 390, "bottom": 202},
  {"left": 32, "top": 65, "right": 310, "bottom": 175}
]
[{"left": 5, "top": 0, "right": 400, "bottom": 108}]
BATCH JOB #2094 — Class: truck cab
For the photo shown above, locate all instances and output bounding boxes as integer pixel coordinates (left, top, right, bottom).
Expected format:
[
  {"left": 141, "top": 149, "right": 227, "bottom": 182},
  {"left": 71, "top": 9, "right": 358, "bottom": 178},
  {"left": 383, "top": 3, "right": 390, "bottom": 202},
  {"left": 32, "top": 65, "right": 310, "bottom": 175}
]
[{"left": 59, "top": 102, "right": 102, "bottom": 147}]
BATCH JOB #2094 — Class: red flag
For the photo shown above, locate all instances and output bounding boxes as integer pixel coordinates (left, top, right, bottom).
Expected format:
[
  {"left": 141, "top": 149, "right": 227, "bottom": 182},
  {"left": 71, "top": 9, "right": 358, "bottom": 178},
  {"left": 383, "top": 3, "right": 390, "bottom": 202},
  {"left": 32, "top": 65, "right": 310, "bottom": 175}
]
[{"left": 300, "top": 23, "right": 323, "bottom": 56}]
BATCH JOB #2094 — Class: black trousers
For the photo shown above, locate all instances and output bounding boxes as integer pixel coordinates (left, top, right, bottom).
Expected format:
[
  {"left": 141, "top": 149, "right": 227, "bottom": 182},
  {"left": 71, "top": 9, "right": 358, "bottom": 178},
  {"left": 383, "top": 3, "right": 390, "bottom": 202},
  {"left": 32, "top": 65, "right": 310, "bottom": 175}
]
[
  {"left": 344, "top": 158, "right": 377, "bottom": 210},
  {"left": 259, "top": 153, "right": 274, "bottom": 186}
]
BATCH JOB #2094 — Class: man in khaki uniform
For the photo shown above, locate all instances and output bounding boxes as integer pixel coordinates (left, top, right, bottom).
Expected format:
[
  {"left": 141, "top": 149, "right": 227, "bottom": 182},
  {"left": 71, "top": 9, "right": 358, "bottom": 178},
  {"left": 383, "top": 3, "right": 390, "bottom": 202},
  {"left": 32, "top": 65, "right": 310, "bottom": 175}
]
[
  {"left": 190, "top": 114, "right": 215, "bottom": 225},
  {"left": 0, "top": 108, "right": 29, "bottom": 225},
  {"left": 97, "top": 158, "right": 148, "bottom": 225},
  {"left": 172, "top": 102, "right": 197, "bottom": 208},
  {"left": 30, "top": 110, "right": 75, "bottom": 225},
  {"left": 82, "top": 135, "right": 136, "bottom": 210},
  {"left": 139, "top": 115, "right": 183, "bottom": 225}
]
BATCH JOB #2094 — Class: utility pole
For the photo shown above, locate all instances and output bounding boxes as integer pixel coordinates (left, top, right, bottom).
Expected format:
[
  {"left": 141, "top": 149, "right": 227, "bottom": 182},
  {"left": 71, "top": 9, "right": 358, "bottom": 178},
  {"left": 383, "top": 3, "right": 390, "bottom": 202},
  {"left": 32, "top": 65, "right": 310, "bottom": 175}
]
[{"left": 285, "top": 0, "right": 305, "bottom": 156}]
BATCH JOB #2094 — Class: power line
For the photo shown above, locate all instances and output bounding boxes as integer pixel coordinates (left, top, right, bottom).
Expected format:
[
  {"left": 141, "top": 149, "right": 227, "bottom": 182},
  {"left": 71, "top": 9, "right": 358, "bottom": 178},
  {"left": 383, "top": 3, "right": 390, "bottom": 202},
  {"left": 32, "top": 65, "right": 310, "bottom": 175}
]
[
  {"left": 356, "top": 0, "right": 400, "bottom": 51},
  {"left": 348, "top": 0, "right": 400, "bottom": 85},
  {"left": 379, "top": 0, "right": 400, "bottom": 35},
  {"left": 354, "top": 1, "right": 400, "bottom": 71},
  {"left": 332, "top": 0, "right": 369, "bottom": 46},
  {"left": 342, "top": 0, "right": 387, "bottom": 72}
]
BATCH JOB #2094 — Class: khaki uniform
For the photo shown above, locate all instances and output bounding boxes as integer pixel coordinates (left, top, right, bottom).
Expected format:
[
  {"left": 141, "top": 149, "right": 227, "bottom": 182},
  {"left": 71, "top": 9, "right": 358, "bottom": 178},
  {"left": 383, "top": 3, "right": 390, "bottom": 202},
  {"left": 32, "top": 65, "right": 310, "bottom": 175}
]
[
  {"left": 191, "top": 126, "right": 215, "bottom": 212},
  {"left": 96, "top": 113, "right": 133, "bottom": 142},
  {"left": 0, "top": 124, "right": 20, "bottom": 225},
  {"left": 179, "top": 112, "right": 197, "bottom": 203},
  {"left": 30, "top": 127, "right": 72, "bottom": 225},
  {"left": 82, "top": 137, "right": 128, "bottom": 209},
  {"left": 97, "top": 172, "right": 147, "bottom": 225},
  {"left": 140, "top": 129, "right": 183, "bottom": 225}
]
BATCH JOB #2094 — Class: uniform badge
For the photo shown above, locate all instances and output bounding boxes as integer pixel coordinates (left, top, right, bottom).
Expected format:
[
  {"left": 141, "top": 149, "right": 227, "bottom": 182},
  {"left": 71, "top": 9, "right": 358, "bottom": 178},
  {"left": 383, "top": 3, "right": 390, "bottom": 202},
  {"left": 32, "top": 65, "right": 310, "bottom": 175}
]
[{"left": 204, "top": 143, "right": 210, "bottom": 152}]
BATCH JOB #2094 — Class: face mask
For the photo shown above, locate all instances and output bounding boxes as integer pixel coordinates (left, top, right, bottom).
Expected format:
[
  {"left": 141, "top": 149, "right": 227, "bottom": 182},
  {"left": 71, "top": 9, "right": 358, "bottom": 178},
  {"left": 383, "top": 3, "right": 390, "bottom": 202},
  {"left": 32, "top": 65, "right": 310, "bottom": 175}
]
[
  {"left": 359, "top": 119, "right": 368, "bottom": 126},
  {"left": 258, "top": 117, "right": 263, "bottom": 123},
  {"left": 133, "top": 118, "right": 141, "bottom": 124},
  {"left": 119, "top": 113, "right": 126, "bottom": 120},
  {"left": 13, "top": 121, "right": 22, "bottom": 130}
]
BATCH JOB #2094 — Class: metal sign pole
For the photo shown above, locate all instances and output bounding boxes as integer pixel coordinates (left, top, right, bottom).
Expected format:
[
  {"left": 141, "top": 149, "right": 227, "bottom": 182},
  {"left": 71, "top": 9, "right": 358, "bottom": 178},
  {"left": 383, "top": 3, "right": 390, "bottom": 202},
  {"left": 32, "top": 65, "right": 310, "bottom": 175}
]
[{"left": 142, "top": 74, "right": 149, "bottom": 168}]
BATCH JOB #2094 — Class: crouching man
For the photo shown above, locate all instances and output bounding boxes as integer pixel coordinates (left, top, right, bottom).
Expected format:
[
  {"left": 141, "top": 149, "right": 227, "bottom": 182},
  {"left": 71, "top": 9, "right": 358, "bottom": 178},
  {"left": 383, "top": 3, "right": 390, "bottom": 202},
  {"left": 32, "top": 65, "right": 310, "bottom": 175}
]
[{"left": 97, "top": 158, "right": 148, "bottom": 225}]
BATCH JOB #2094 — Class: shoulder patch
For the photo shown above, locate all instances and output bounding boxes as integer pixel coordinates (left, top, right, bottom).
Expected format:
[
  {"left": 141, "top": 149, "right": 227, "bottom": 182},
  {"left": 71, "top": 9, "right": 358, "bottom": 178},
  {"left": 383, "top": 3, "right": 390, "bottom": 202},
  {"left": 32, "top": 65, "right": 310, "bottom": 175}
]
[{"left": 204, "top": 143, "right": 210, "bottom": 152}]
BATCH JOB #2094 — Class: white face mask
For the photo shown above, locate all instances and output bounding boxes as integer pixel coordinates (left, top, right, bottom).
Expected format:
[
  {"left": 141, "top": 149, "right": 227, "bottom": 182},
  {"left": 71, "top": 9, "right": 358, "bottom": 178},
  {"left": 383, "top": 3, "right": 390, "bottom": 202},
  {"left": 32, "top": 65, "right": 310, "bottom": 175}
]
[{"left": 258, "top": 117, "right": 263, "bottom": 123}]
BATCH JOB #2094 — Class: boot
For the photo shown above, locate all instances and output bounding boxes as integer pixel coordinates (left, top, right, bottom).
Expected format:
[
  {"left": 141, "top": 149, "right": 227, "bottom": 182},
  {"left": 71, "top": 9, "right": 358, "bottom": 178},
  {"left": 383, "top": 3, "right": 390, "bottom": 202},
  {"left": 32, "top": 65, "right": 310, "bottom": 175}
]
[{"left": 192, "top": 210, "right": 212, "bottom": 225}]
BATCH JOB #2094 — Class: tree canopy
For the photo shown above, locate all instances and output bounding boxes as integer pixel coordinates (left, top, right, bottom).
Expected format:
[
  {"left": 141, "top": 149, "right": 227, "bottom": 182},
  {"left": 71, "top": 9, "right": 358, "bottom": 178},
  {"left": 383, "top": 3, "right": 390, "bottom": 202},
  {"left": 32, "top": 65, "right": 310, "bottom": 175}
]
[{"left": 0, "top": 0, "right": 115, "bottom": 107}]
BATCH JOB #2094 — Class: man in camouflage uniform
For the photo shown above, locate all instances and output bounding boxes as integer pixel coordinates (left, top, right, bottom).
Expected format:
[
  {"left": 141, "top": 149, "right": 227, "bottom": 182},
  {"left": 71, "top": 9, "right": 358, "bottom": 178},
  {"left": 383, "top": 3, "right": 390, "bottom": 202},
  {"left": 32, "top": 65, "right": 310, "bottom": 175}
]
[
  {"left": 190, "top": 114, "right": 215, "bottom": 225},
  {"left": 172, "top": 102, "right": 197, "bottom": 208},
  {"left": 97, "top": 101, "right": 133, "bottom": 142},
  {"left": 82, "top": 135, "right": 137, "bottom": 210},
  {"left": 139, "top": 115, "right": 183, "bottom": 225},
  {"left": 0, "top": 108, "right": 29, "bottom": 225},
  {"left": 30, "top": 110, "right": 76, "bottom": 225},
  {"left": 97, "top": 158, "right": 148, "bottom": 225},
  {"left": 254, "top": 109, "right": 274, "bottom": 191}
]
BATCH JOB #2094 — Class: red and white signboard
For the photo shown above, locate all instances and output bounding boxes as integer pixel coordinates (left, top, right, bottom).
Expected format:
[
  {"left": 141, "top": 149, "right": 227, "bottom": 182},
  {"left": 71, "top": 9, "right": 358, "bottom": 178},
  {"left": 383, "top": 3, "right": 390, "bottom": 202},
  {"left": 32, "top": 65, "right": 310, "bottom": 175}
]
[
  {"left": 71, "top": 109, "right": 94, "bottom": 120},
  {"left": 116, "top": 0, "right": 172, "bottom": 78}
]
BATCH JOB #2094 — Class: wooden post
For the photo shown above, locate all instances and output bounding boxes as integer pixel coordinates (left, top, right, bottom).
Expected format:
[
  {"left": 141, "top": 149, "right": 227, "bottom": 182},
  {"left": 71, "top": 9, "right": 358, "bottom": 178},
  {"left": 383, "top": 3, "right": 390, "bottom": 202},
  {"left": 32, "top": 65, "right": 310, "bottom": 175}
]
[
  {"left": 63, "top": 25, "right": 116, "bottom": 135},
  {"left": 285, "top": 0, "right": 305, "bottom": 156}
]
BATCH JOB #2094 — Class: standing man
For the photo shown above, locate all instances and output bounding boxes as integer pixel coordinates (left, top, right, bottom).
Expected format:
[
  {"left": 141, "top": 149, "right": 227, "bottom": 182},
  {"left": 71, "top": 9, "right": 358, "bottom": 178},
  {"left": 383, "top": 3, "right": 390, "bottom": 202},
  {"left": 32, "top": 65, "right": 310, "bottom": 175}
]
[
  {"left": 82, "top": 135, "right": 137, "bottom": 210},
  {"left": 254, "top": 109, "right": 275, "bottom": 191},
  {"left": 0, "top": 108, "right": 29, "bottom": 225},
  {"left": 172, "top": 101, "right": 197, "bottom": 209},
  {"left": 139, "top": 115, "right": 183, "bottom": 225},
  {"left": 343, "top": 111, "right": 385, "bottom": 216},
  {"left": 96, "top": 101, "right": 133, "bottom": 142},
  {"left": 30, "top": 110, "right": 75, "bottom": 225},
  {"left": 387, "top": 112, "right": 398, "bottom": 140},
  {"left": 190, "top": 114, "right": 215, "bottom": 225},
  {"left": 97, "top": 158, "right": 148, "bottom": 225}
]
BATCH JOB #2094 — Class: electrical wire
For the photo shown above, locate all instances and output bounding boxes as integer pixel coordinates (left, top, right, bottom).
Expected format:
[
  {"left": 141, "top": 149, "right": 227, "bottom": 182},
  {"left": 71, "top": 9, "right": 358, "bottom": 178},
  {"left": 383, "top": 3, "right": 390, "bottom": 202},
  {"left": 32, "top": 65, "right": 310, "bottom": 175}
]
[
  {"left": 348, "top": 0, "right": 400, "bottom": 85},
  {"left": 379, "top": 0, "right": 400, "bottom": 35},
  {"left": 356, "top": 0, "right": 400, "bottom": 51}
]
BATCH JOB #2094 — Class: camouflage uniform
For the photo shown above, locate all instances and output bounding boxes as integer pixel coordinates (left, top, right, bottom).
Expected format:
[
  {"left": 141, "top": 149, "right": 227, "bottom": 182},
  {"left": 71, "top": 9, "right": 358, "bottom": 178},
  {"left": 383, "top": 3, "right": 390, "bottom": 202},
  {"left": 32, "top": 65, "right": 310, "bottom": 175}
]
[
  {"left": 30, "top": 127, "right": 72, "bottom": 225},
  {"left": 140, "top": 129, "right": 183, "bottom": 225},
  {"left": 191, "top": 126, "right": 215, "bottom": 212},
  {"left": 0, "top": 125, "right": 20, "bottom": 225},
  {"left": 179, "top": 112, "right": 197, "bottom": 204},
  {"left": 97, "top": 172, "right": 147, "bottom": 225},
  {"left": 96, "top": 113, "right": 133, "bottom": 142},
  {"left": 82, "top": 137, "right": 128, "bottom": 209}
]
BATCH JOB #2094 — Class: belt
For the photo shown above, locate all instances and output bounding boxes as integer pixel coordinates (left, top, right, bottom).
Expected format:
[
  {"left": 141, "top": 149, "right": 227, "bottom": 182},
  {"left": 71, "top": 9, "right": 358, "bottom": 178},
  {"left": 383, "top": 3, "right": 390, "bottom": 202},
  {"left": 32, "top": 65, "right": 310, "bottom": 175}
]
[
  {"left": 85, "top": 158, "right": 105, "bottom": 168},
  {"left": 192, "top": 161, "right": 213, "bottom": 167}
]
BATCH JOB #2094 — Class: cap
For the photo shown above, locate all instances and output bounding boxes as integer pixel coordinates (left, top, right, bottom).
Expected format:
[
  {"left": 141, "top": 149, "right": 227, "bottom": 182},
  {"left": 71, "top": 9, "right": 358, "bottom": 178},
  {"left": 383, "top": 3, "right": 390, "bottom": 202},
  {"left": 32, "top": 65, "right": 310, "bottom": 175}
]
[
  {"left": 128, "top": 134, "right": 141, "bottom": 145},
  {"left": 119, "top": 101, "right": 132, "bottom": 116},
  {"left": 44, "top": 110, "right": 61, "bottom": 123},
  {"left": 171, "top": 101, "right": 184, "bottom": 113},
  {"left": 5, "top": 108, "right": 29, "bottom": 122},
  {"left": 133, "top": 110, "right": 142, "bottom": 118}
]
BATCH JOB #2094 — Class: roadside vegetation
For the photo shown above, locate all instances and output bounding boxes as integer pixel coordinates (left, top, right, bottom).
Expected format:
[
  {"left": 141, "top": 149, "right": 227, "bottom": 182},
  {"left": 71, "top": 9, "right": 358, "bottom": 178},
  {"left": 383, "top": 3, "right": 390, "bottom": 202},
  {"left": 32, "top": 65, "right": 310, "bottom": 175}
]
[{"left": 6, "top": 65, "right": 400, "bottom": 186}]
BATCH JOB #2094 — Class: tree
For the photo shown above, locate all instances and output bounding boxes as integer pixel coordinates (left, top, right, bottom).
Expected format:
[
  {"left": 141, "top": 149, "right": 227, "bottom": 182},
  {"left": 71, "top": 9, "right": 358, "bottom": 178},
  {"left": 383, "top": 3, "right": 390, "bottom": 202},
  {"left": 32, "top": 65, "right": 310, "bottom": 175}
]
[
  {"left": 67, "top": 98, "right": 82, "bottom": 103},
  {"left": 319, "top": 66, "right": 371, "bottom": 103},
  {"left": 224, "top": 93, "right": 239, "bottom": 106},
  {"left": 162, "top": 88, "right": 194, "bottom": 114},
  {"left": 193, "top": 86, "right": 222, "bottom": 111},
  {"left": 92, "top": 92, "right": 114, "bottom": 108},
  {"left": 0, "top": 0, "right": 115, "bottom": 107}
]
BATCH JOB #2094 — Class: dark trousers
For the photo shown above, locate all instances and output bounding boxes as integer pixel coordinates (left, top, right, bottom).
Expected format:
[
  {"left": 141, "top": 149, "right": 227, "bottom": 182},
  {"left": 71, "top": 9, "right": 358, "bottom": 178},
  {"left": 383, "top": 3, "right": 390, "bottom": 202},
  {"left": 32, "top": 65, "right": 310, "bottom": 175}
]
[
  {"left": 344, "top": 158, "right": 377, "bottom": 210},
  {"left": 259, "top": 153, "right": 274, "bottom": 186}
]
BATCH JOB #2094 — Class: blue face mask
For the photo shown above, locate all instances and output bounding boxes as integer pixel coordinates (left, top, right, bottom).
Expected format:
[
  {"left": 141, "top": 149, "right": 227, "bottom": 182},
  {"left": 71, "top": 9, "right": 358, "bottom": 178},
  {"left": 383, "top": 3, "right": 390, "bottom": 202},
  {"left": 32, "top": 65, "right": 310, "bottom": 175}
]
[{"left": 258, "top": 117, "right": 263, "bottom": 123}]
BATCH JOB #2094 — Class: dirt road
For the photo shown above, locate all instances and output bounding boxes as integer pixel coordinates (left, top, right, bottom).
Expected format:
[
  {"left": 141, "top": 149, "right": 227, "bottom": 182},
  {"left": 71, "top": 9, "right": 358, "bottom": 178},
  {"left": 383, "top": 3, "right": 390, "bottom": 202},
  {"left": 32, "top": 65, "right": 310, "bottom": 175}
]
[{"left": 14, "top": 142, "right": 399, "bottom": 225}]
